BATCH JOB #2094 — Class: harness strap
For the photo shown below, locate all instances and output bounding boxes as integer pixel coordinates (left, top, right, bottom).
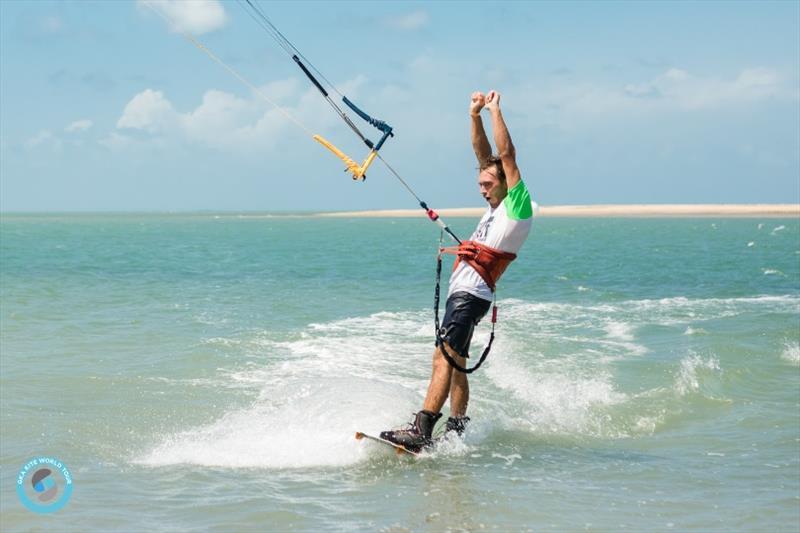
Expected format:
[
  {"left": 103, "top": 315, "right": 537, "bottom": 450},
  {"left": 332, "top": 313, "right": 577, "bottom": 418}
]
[
  {"left": 440, "top": 241, "right": 516, "bottom": 292},
  {"left": 434, "top": 234, "right": 498, "bottom": 374}
]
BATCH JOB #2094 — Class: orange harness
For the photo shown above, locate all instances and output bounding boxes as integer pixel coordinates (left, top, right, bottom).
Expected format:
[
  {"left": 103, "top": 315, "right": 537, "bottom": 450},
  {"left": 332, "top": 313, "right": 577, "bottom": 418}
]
[
  {"left": 434, "top": 239, "right": 516, "bottom": 374},
  {"left": 440, "top": 240, "right": 517, "bottom": 292}
]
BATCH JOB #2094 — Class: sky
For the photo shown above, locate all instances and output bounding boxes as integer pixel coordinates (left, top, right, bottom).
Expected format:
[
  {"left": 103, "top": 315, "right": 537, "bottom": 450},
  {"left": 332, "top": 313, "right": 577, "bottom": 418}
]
[{"left": 0, "top": 0, "right": 798, "bottom": 212}]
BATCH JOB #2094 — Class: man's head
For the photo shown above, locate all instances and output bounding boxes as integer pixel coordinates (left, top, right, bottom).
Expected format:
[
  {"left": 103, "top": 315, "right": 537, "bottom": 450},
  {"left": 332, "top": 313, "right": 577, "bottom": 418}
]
[{"left": 478, "top": 155, "right": 507, "bottom": 208}]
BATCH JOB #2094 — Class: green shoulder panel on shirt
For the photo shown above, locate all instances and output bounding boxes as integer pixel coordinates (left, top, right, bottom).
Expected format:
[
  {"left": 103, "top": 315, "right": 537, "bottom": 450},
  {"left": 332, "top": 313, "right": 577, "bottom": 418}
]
[{"left": 503, "top": 180, "right": 533, "bottom": 220}]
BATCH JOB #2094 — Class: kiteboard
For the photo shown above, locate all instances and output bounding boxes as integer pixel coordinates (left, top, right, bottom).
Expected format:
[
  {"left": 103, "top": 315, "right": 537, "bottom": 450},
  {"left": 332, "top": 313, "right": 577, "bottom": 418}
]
[{"left": 354, "top": 432, "right": 422, "bottom": 457}]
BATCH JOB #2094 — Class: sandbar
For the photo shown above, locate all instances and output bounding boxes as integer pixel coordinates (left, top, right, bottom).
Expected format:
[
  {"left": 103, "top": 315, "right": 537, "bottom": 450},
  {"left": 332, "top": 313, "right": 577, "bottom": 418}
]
[{"left": 315, "top": 204, "right": 799, "bottom": 218}]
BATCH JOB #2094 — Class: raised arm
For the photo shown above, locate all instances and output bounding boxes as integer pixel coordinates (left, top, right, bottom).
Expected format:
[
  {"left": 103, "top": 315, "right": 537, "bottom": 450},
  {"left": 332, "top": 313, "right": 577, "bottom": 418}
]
[
  {"left": 485, "top": 90, "right": 521, "bottom": 190},
  {"left": 470, "top": 91, "right": 492, "bottom": 165}
]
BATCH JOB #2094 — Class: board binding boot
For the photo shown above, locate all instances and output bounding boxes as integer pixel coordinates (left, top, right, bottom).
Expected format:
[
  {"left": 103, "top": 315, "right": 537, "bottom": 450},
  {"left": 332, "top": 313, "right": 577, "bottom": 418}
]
[
  {"left": 445, "top": 415, "right": 470, "bottom": 436},
  {"left": 379, "top": 410, "right": 442, "bottom": 453}
]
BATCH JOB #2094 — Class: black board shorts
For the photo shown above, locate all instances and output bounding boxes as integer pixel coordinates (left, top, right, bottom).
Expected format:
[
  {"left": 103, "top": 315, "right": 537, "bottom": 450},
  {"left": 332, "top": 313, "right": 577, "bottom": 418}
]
[{"left": 437, "top": 291, "right": 492, "bottom": 358}]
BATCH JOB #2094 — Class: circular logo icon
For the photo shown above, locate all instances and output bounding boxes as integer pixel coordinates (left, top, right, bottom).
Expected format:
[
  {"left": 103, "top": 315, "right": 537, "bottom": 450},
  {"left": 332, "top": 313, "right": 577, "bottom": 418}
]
[{"left": 16, "top": 457, "right": 73, "bottom": 514}]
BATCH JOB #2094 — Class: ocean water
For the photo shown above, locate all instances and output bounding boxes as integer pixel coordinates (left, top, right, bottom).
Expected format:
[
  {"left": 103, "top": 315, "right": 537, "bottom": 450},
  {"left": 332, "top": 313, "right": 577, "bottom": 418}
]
[{"left": 1, "top": 213, "right": 798, "bottom": 531}]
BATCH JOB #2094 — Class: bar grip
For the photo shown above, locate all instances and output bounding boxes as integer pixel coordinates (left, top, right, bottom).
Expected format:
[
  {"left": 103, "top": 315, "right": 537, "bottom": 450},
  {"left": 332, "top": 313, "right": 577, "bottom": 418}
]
[
  {"left": 293, "top": 55, "right": 328, "bottom": 97},
  {"left": 342, "top": 96, "right": 393, "bottom": 134}
]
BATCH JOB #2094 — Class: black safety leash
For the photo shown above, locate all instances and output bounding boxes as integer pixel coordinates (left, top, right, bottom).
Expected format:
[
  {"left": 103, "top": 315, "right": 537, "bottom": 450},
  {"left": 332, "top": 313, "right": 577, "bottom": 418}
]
[{"left": 434, "top": 232, "right": 498, "bottom": 374}]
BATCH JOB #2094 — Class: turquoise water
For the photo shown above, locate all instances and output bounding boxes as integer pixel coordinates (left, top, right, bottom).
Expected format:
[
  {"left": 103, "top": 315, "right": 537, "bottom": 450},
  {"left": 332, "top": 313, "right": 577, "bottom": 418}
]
[{"left": 1, "top": 214, "right": 798, "bottom": 531}]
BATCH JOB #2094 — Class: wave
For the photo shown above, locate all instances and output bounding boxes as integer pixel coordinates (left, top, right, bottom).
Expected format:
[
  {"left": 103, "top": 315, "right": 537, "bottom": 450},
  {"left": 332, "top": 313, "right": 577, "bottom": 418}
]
[
  {"left": 604, "top": 320, "right": 635, "bottom": 341},
  {"left": 137, "top": 294, "right": 796, "bottom": 469},
  {"left": 674, "top": 354, "right": 722, "bottom": 397},
  {"left": 683, "top": 326, "right": 708, "bottom": 335},
  {"left": 781, "top": 342, "right": 800, "bottom": 366},
  {"left": 485, "top": 350, "right": 628, "bottom": 437},
  {"left": 137, "top": 377, "right": 415, "bottom": 469}
]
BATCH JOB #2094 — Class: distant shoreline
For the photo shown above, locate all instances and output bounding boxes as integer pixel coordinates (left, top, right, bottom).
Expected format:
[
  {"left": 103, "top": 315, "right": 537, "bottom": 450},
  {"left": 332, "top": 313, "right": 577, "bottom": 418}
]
[
  {"left": 1, "top": 204, "right": 798, "bottom": 218},
  {"left": 315, "top": 204, "right": 800, "bottom": 218}
]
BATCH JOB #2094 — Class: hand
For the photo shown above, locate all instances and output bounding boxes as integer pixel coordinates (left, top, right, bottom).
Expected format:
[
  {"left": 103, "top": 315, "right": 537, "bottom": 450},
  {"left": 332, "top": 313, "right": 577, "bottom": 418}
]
[
  {"left": 485, "top": 90, "right": 501, "bottom": 112},
  {"left": 470, "top": 91, "right": 486, "bottom": 116}
]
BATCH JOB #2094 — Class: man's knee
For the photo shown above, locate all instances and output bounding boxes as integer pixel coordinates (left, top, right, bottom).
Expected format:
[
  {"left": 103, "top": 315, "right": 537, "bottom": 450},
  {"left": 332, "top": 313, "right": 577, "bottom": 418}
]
[
  {"left": 435, "top": 342, "right": 466, "bottom": 369},
  {"left": 432, "top": 346, "right": 448, "bottom": 372},
  {"left": 451, "top": 367, "right": 467, "bottom": 384}
]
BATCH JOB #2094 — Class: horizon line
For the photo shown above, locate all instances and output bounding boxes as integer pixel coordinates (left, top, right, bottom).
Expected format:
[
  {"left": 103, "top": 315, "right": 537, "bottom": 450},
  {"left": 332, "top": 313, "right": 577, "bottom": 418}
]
[{"left": 1, "top": 203, "right": 799, "bottom": 218}]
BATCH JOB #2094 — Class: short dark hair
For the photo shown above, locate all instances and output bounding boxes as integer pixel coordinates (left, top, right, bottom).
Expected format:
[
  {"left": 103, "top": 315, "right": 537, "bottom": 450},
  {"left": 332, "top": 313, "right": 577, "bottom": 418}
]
[{"left": 479, "top": 155, "right": 505, "bottom": 182}]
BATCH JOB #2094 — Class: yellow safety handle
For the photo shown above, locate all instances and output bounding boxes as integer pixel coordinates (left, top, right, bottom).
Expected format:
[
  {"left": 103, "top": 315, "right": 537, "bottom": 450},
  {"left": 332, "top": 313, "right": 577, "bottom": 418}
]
[
  {"left": 313, "top": 135, "right": 361, "bottom": 177},
  {"left": 313, "top": 134, "right": 379, "bottom": 181},
  {"left": 359, "top": 150, "right": 378, "bottom": 177}
]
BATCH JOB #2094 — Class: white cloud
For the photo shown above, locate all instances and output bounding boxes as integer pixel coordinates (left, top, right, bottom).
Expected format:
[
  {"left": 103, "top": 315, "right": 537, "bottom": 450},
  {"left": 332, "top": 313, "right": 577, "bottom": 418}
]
[
  {"left": 24, "top": 129, "right": 63, "bottom": 152},
  {"left": 641, "top": 67, "right": 785, "bottom": 110},
  {"left": 256, "top": 78, "right": 302, "bottom": 105},
  {"left": 180, "top": 89, "right": 254, "bottom": 146},
  {"left": 25, "top": 130, "right": 53, "bottom": 148},
  {"left": 111, "top": 75, "right": 366, "bottom": 152},
  {"left": 385, "top": 10, "right": 429, "bottom": 31},
  {"left": 528, "top": 66, "right": 792, "bottom": 125},
  {"left": 623, "top": 83, "right": 660, "bottom": 99},
  {"left": 98, "top": 132, "right": 135, "bottom": 151},
  {"left": 40, "top": 16, "right": 63, "bottom": 34},
  {"left": 663, "top": 68, "right": 689, "bottom": 82},
  {"left": 409, "top": 54, "right": 434, "bottom": 72},
  {"left": 117, "top": 89, "right": 178, "bottom": 133},
  {"left": 140, "top": 0, "right": 228, "bottom": 35},
  {"left": 65, "top": 119, "right": 93, "bottom": 133}
]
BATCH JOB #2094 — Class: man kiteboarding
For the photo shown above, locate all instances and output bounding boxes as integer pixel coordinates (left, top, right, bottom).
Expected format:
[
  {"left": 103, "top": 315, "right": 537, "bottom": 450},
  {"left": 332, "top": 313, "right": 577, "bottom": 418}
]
[{"left": 380, "top": 90, "right": 534, "bottom": 452}]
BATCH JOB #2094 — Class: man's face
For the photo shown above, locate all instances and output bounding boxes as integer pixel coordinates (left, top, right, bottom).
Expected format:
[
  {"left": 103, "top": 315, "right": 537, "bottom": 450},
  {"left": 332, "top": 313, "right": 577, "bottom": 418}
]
[{"left": 477, "top": 165, "right": 507, "bottom": 209}]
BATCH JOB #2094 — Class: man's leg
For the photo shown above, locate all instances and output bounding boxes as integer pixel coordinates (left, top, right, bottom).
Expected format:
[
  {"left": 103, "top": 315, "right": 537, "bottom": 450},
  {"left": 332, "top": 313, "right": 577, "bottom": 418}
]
[
  {"left": 449, "top": 366, "right": 469, "bottom": 417},
  {"left": 378, "top": 345, "right": 451, "bottom": 450},
  {"left": 444, "top": 350, "right": 471, "bottom": 436},
  {"left": 422, "top": 343, "right": 464, "bottom": 413},
  {"left": 379, "top": 344, "right": 462, "bottom": 449}
]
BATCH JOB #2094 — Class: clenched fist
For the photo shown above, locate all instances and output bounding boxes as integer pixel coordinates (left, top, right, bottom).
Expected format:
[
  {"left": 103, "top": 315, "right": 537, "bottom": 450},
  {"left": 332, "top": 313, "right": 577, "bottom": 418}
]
[{"left": 470, "top": 91, "right": 486, "bottom": 116}]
